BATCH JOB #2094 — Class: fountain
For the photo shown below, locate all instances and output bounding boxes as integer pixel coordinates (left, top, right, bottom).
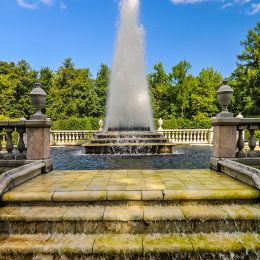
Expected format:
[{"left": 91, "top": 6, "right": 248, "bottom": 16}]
[{"left": 83, "top": 0, "right": 174, "bottom": 154}]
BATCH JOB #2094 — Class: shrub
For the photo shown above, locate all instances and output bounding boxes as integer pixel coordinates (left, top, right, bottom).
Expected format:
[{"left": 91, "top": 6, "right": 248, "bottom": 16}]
[{"left": 52, "top": 117, "right": 101, "bottom": 130}]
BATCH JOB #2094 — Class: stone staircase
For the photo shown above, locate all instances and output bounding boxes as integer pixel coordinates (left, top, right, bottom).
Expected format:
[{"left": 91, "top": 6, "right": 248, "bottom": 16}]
[
  {"left": 82, "top": 131, "right": 174, "bottom": 154},
  {"left": 0, "top": 193, "right": 260, "bottom": 259}
]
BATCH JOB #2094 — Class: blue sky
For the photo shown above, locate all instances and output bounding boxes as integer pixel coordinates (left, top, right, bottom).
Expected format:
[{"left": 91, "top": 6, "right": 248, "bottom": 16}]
[{"left": 0, "top": 0, "right": 259, "bottom": 77}]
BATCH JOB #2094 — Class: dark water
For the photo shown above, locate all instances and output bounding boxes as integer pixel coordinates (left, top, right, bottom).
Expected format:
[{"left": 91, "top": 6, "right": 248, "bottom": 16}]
[{"left": 51, "top": 145, "right": 213, "bottom": 170}]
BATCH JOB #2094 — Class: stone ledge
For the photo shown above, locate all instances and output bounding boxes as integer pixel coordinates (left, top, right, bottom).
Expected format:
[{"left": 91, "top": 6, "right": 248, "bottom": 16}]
[
  {"left": 1, "top": 204, "right": 259, "bottom": 222},
  {"left": 211, "top": 157, "right": 260, "bottom": 190},
  {"left": 0, "top": 233, "right": 259, "bottom": 255},
  {"left": 0, "top": 159, "right": 53, "bottom": 197}
]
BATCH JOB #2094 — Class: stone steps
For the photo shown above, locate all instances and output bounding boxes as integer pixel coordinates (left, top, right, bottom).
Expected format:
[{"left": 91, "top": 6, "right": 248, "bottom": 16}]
[
  {"left": 1, "top": 169, "right": 259, "bottom": 258},
  {"left": 0, "top": 233, "right": 259, "bottom": 259},
  {"left": 0, "top": 205, "right": 260, "bottom": 235},
  {"left": 93, "top": 132, "right": 163, "bottom": 139},
  {"left": 2, "top": 189, "right": 259, "bottom": 206},
  {"left": 89, "top": 138, "right": 168, "bottom": 144}
]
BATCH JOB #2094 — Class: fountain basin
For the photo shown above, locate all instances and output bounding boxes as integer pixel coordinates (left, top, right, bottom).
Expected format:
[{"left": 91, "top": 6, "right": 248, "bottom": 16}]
[{"left": 82, "top": 131, "right": 174, "bottom": 154}]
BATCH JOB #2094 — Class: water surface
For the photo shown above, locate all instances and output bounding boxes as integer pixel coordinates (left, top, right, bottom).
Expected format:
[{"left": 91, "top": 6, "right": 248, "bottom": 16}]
[{"left": 51, "top": 145, "right": 213, "bottom": 170}]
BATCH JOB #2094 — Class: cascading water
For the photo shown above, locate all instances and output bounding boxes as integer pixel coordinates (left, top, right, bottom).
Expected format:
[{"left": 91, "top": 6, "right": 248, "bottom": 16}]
[{"left": 105, "top": 0, "right": 154, "bottom": 132}]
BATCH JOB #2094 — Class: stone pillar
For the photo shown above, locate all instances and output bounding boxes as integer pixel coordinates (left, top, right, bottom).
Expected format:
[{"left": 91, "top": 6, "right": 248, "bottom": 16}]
[
  {"left": 26, "top": 120, "right": 52, "bottom": 160},
  {"left": 212, "top": 118, "right": 239, "bottom": 158}
]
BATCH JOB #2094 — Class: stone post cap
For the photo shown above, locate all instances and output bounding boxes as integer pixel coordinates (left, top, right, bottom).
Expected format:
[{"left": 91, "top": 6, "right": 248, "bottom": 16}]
[
  {"left": 216, "top": 84, "right": 234, "bottom": 118},
  {"left": 30, "top": 83, "right": 47, "bottom": 96}
]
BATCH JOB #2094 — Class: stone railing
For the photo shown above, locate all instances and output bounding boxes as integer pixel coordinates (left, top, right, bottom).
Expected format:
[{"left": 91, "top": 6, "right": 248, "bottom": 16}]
[
  {"left": 50, "top": 130, "right": 97, "bottom": 146},
  {"left": 212, "top": 117, "right": 260, "bottom": 158},
  {"left": 235, "top": 119, "right": 260, "bottom": 158},
  {"left": 50, "top": 128, "right": 214, "bottom": 146},
  {"left": 0, "top": 120, "right": 52, "bottom": 160},
  {"left": 159, "top": 129, "right": 213, "bottom": 144}
]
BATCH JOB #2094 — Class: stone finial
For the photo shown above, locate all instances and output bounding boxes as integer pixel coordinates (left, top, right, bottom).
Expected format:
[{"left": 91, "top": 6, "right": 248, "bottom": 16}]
[
  {"left": 216, "top": 84, "right": 234, "bottom": 118},
  {"left": 158, "top": 118, "right": 163, "bottom": 131},
  {"left": 99, "top": 119, "right": 104, "bottom": 131},
  {"left": 236, "top": 112, "right": 244, "bottom": 119},
  {"left": 30, "top": 83, "right": 47, "bottom": 120}
]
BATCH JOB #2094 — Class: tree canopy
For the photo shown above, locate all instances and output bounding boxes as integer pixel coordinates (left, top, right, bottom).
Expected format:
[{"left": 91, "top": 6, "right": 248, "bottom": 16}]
[{"left": 0, "top": 21, "right": 259, "bottom": 126}]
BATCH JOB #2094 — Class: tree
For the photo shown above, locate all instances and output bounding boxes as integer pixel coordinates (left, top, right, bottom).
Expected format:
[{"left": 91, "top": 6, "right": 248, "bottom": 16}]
[
  {"left": 0, "top": 60, "right": 37, "bottom": 118},
  {"left": 93, "top": 64, "right": 110, "bottom": 117},
  {"left": 46, "top": 58, "right": 96, "bottom": 120},
  {"left": 171, "top": 60, "right": 192, "bottom": 118},
  {"left": 148, "top": 63, "right": 175, "bottom": 119},
  {"left": 191, "top": 68, "right": 222, "bottom": 118},
  {"left": 230, "top": 21, "right": 260, "bottom": 116}
]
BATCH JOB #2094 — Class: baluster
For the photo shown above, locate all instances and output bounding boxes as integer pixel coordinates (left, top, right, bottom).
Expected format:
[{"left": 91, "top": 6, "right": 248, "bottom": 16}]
[
  {"left": 202, "top": 131, "right": 206, "bottom": 143},
  {"left": 196, "top": 131, "right": 199, "bottom": 143},
  {"left": 54, "top": 133, "right": 58, "bottom": 144},
  {"left": 247, "top": 126, "right": 257, "bottom": 157},
  {"left": 0, "top": 128, "right": 3, "bottom": 159},
  {"left": 16, "top": 127, "right": 26, "bottom": 160},
  {"left": 4, "top": 127, "right": 14, "bottom": 160},
  {"left": 236, "top": 126, "right": 246, "bottom": 158}
]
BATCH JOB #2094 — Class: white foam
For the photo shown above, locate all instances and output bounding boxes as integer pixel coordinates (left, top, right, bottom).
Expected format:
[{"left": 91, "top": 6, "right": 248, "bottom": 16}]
[{"left": 105, "top": 0, "right": 154, "bottom": 131}]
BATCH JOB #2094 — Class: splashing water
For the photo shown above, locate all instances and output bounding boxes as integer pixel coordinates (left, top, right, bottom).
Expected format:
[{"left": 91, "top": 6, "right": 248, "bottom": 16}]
[{"left": 105, "top": 0, "right": 154, "bottom": 132}]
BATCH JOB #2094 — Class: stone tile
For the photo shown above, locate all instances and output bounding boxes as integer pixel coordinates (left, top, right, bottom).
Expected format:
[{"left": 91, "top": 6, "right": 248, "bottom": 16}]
[
  {"left": 181, "top": 205, "right": 229, "bottom": 220},
  {"left": 143, "top": 234, "right": 192, "bottom": 253},
  {"left": 106, "top": 185, "right": 127, "bottom": 191},
  {"left": 0, "top": 234, "right": 51, "bottom": 254},
  {"left": 63, "top": 206, "right": 105, "bottom": 221},
  {"left": 93, "top": 234, "right": 142, "bottom": 254},
  {"left": 145, "top": 184, "right": 166, "bottom": 190},
  {"left": 222, "top": 204, "right": 260, "bottom": 220},
  {"left": 163, "top": 189, "right": 260, "bottom": 201},
  {"left": 53, "top": 191, "right": 107, "bottom": 201},
  {"left": 0, "top": 207, "right": 31, "bottom": 221},
  {"left": 188, "top": 233, "right": 243, "bottom": 252},
  {"left": 107, "top": 191, "right": 141, "bottom": 200},
  {"left": 103, "top": 206, "right": 143, "bottom": 221},
  {"left": 1, "top": 192, "right": 53, "bottom": 202},
  {"left": 144, "top": 206, "right": 184, "bottom": 221},
  {"left": 20, "top": 207, "right": 66, "bottom": 221},
  {"left": 142, "top": 191, "right": 164, "bottom": 200},
  {"left": 238, "top": 233, "right": 260, "bottom": 251},
  {"left": 41, "top": 234, "right": 96, "bottom": 254}
]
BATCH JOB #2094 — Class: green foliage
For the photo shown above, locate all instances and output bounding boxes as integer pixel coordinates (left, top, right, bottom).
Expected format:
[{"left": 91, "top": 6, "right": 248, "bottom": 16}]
[
  {"left": 230, "top": 21, "right": 260, "bottom": 116},
  {"left": 52, "top": 117, "right": 100, "bottom": 130},
  {"left": 0, "top": 21, "right": 259, "bottom": 129},
  {"left": 156, "top": 117, "right": 212, "bottom": 129}
]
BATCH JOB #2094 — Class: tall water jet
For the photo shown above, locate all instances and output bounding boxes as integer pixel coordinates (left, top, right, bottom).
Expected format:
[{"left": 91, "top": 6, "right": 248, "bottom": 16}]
[{"left": 105, "top": 0, "right": 154, "bottom": 132}]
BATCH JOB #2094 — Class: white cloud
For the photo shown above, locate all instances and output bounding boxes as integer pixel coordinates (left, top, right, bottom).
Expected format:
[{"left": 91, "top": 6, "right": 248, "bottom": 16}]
[
  {"left": 249, "top": 2, "right": 260, "bottom": 14},
  {"left": 16, "top": 0, "right": 37, "bottom": 9},
  {"left": 221, "top": 2, "right": 233, "bottom": 8},
  {"left": 60, "top": 1, "right": 67, "bottom": 9},
  {"left": 16, "top": 0, "right": 62, "bottom": 9},
  {"left": 171, "top": 0, "right": 204, "bottom": 4},
  {"left": 235, "top": 0, "right": 251, "bottom": 4},
  {"left": 41, "top": 0, "right": 53, "bottom": 5}
]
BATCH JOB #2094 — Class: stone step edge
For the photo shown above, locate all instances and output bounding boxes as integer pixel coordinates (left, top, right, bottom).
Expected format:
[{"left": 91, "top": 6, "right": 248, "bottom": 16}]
[
  {"left": 1, "top": 204, "right": 260, "bottom": 222},
  {"left": 2, "top": 189, "right": 260, "bottom": 202},
  {"left": 0, "top": 233, "right": 259, "bottom": 255}
]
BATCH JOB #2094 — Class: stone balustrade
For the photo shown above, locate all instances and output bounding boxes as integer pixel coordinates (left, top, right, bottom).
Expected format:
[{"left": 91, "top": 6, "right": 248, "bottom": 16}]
[
  {"left": 0, "top": 120, "right": 52, "bottom": 160},
  {"left": 235, "top": 118, "right": 260, "bottom": 158},
  {"left": 50, "top": 128, "right": 214, "bottom": 146},
  {"left": 50, "top": 130, "right": 97, "bottom": 146},
  {"left": 212, "top": 117, "right": 260, "bottom": 158},
  {"left": 159, "top": 129, "right": 213, "bottom": 144}
]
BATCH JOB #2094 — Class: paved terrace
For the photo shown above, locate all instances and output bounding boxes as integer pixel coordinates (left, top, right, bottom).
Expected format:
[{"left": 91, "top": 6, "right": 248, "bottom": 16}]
[{"left": 2, "top": 169, "right": 259, "bottom": 202}]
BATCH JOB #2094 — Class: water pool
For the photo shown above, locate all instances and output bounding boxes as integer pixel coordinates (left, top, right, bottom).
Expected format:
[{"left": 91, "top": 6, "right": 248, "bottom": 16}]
[{"left": 51, "top": 145, "right": 213, "bottom": 170}]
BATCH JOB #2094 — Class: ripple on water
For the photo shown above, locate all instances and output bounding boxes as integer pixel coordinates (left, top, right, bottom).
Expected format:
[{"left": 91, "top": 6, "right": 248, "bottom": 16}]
[{"left": 50, "top": 145, "right": 213, "bottom": 170}]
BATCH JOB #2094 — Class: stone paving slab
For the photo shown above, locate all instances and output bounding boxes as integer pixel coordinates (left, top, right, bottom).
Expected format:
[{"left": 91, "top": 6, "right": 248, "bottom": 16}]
[
  {"left": 1, "top": 204, "right": 260, "bottom": 222},
  {"left": 1, "top": 169, "right": 259, "bottom": 202},
  {"left": 0, "top": 233, "right": 259, "bottom": 255}
]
